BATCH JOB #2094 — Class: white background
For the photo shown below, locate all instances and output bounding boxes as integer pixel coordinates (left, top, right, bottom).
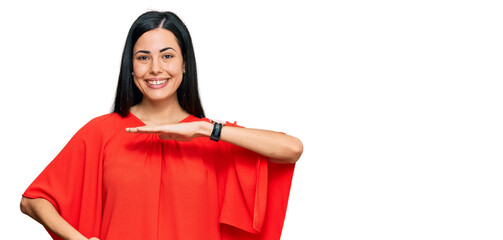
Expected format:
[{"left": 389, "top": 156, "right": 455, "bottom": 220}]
[{"left": 1, "top": 0, "right": 502, "bottom": 239}]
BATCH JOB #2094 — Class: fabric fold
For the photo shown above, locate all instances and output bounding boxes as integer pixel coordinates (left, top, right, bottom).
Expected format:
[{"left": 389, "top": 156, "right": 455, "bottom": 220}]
[
  {"left": 23, "top": 116, "right": 109, "bottom": 239},
  {"left": 216, "top": 121, "right": 295, "bottom": 240}
]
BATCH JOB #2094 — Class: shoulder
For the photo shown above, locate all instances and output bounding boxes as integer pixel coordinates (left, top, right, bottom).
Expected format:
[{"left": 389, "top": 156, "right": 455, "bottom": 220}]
[
  {"left": 85, "top": 112, "right": 123, "bottom": 127},
  {"left": 76, "top": 113, "right": 127, "bottom": 139},
  {"left": 81, "top": 113, "right": 122, "bottom": 130}
]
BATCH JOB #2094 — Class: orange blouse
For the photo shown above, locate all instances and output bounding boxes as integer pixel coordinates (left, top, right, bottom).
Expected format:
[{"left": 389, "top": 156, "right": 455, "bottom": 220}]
[{"left": 23, "top": 113, "right": 295, "bottom": 240}]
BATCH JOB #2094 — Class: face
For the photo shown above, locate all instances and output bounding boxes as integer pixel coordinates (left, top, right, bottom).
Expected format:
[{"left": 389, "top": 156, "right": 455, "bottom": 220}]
[{"left": 132, "top": 28, "right": 185, "bottom": 104}]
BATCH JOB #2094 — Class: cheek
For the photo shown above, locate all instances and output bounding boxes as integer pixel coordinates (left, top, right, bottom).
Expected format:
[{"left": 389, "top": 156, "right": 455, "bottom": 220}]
[
  {"left": 133, "top": 78, "right": 144, "bottom": 93},
  {"left": 133, "top": 62, "right": 149, "bottom": 75},
  {"left": 164, "top": 61, "right": 184, "bottom": 74}
]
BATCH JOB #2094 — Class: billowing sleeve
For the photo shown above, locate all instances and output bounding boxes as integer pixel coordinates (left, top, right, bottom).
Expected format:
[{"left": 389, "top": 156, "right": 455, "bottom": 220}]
[
  {"left": 22, "top": 120, "right": 104, "bottom": 240},
  {"left": 215, "top": 122, "right": 296, "bottom": 240}
]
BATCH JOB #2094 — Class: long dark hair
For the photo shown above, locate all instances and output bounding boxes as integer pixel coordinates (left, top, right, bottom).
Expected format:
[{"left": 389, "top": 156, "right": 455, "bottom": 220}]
[{"left": 112, "top": 11, "right": 205, "bottom": 118}]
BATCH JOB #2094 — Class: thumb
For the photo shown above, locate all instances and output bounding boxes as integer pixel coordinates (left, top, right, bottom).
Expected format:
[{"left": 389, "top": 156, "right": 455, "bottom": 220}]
[{"left": 89, "top": 238, "right": 100, "bottom": 240}]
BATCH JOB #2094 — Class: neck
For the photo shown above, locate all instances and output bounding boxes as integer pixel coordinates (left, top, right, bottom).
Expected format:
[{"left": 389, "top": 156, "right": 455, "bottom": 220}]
[{"left": 131, "top": 96, "right": 189, "bottom": 125}]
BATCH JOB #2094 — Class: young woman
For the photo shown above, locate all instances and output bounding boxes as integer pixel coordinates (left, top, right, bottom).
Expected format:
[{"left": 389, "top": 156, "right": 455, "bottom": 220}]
[{"left": 20, "top": 11, "right": 302, "bottom": 240}]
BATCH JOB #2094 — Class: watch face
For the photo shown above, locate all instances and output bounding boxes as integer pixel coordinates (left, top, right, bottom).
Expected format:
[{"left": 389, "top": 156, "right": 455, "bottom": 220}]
[{"left": 210, "top": 120, "right": 223, "bottom": 142}]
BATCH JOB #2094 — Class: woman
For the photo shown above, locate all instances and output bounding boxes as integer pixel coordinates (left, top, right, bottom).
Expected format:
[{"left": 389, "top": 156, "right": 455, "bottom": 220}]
[{"left": 20, "top": 11, "right": 302, "bottom": 240}]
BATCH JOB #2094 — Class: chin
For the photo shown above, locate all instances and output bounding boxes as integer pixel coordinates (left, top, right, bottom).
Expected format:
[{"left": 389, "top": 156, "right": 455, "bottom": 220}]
[{"left": 144, "top": 93, "right": 177, "bottom": 103}]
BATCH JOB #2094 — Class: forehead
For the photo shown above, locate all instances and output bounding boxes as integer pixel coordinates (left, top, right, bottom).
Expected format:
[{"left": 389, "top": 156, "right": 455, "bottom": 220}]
[{"left": 134, "top": 28, "right": 180, "bottom": 51}]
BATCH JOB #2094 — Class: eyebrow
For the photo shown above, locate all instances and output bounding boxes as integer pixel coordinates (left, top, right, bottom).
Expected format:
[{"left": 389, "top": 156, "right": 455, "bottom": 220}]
[
  {"left": 134, "top": 47, "right": 176, "bottom": 55},
  {"left": 160, "top": 47, "right": 175, "bottom": 52}
]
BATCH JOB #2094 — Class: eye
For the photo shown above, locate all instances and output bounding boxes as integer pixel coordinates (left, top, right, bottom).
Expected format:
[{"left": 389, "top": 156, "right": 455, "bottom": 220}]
[
  {"left": 163, "top": 54, "right": 173, "bottom": 59},
  {"left": 137, "top": 55, "right": 149, "bottom": 61}
]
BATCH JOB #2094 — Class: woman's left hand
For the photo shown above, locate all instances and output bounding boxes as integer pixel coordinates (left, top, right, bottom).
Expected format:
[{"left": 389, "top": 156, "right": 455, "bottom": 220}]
[
  {"left": 127, "top": 120, "right": 303, "bottom": 163},
  {"left": 126, "top": 122, "right": 209, "bottom": 141}
]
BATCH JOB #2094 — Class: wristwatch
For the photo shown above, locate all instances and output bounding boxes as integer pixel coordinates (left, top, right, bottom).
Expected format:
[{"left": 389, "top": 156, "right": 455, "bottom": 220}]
[{"left": 210, "top": 119, "right": 226, "bottom": 142}]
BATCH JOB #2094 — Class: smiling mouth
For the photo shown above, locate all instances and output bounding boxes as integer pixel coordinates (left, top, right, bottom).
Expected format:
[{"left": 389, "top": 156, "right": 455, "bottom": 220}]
[{"left": 146, "top": 79, "right": 168, "bottom": 85}]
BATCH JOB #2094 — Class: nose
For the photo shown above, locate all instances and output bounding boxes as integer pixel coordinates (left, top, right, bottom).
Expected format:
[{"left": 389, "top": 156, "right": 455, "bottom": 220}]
[{"left": 150, "top": 58, "right": 163, "bottom": 74}]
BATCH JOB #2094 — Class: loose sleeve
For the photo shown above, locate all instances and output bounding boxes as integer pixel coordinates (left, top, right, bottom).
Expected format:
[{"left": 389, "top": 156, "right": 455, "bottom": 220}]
[
  {"left": 22, "top": 122, "right": 104, "bottom": 240},
  {"left": 215, "top": 122, "right": 296, "bottom": 240}
]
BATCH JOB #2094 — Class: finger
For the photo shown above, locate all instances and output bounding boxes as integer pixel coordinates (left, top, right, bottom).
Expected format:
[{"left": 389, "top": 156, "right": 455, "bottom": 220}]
[
  {"left": 126, "top": 127, "right": 161, "bottom": 133},
  {"left": 125, "top": 127, "right": 137, "bottom": 133},
  {"left": 125, "top": 127, "right": 145, "bottom": 133}
]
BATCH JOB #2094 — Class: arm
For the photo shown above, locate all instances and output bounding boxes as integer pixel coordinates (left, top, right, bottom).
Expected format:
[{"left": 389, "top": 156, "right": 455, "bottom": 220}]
[
  {"left": 126, "top": 121, "right": 303, "bottom": 164},
  {"left": 200, "top": 122, "right": 303, "bottom": 164},
  {"left": 20, "top": 197, "right": 98, "bottom": 240}
]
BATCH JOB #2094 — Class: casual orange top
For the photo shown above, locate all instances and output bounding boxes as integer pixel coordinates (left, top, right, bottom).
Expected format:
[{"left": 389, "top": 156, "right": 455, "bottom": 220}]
[{"left": 23, "top": 113, "right": 295, "bottom": 240}]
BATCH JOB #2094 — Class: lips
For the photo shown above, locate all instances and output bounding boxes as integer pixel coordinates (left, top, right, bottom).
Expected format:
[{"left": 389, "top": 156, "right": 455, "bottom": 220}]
[
  {"left": 145, "top": 78, "right": 169, "bottom": 89},
  {"left": 147, "top": 79, "right": 168, "bottom": 85}
]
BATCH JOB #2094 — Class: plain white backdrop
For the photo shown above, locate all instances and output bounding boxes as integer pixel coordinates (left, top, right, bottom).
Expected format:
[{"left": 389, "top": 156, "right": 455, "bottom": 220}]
[{"left": 1, "top": 0, "right": 502, "bottom": 239}]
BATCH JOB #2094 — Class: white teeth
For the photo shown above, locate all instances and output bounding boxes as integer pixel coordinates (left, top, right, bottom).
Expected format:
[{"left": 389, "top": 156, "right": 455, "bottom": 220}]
[{"left": 147, "top": 79, "right": 168, "bottom": 85}]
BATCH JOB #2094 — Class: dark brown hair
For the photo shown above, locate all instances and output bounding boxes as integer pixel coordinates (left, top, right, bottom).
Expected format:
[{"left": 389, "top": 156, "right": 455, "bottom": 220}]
[{"left": 112, "top": 11, "right": 205, "bottom": 118}]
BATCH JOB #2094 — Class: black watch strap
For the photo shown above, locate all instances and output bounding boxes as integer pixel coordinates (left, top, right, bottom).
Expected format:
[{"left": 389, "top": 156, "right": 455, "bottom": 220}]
[{"left": 210, "top": 120, "right": 225, "bottom": 142}]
